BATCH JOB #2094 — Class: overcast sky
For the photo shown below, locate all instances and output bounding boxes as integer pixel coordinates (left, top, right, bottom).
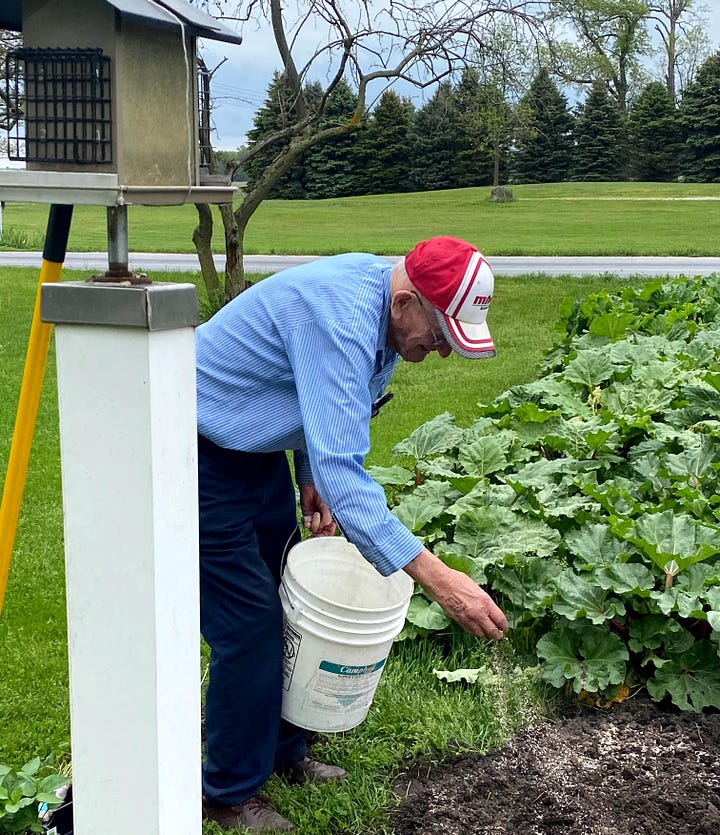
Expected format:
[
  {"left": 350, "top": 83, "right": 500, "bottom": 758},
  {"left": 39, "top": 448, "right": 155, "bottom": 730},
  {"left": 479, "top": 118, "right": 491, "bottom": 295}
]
[{"left": 201, "top": 4, "right": 720, "bottom": 151}]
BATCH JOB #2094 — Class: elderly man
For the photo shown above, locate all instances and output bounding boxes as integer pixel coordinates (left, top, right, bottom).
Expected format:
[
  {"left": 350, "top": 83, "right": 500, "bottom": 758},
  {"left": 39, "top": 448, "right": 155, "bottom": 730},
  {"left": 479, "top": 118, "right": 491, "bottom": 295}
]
[{"left": 197, "top": 236, "right": 508, "bottom": 832}]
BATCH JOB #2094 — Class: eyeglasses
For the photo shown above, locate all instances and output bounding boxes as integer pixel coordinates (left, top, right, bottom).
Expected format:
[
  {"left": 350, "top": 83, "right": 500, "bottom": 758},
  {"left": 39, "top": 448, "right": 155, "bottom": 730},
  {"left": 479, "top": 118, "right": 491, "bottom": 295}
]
[{"left": 412, "top": 291, "right": 446, "bottom": 349}]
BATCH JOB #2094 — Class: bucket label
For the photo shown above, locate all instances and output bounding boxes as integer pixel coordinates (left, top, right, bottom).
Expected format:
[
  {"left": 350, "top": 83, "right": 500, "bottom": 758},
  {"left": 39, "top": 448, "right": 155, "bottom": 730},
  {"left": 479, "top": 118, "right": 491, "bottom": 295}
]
[
  {"left": 318, "top": 660, "right": 386, "bottom": 676},
  {"left": 305, "top": 658, "right": 388, "bottom": 712},
  {"left": 282, "top": 618, "right": 302, "bottom": 692}
]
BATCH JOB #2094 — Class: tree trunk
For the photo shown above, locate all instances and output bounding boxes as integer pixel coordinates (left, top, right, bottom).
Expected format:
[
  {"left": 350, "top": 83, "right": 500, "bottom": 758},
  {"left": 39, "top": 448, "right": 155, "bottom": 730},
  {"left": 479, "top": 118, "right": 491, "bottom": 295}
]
[
  {"left": 218, "top": 202, "right": 247, "bottom": 301},
  {"left": 192, "top": 203, "right": 220, "bottom": 299}
]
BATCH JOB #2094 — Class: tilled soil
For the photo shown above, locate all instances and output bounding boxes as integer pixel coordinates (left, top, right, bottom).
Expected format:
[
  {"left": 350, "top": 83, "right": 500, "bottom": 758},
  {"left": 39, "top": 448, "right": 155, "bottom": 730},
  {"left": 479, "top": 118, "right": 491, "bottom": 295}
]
[{"left": 391, "top": 700, "right": 720, "bottom": 835}]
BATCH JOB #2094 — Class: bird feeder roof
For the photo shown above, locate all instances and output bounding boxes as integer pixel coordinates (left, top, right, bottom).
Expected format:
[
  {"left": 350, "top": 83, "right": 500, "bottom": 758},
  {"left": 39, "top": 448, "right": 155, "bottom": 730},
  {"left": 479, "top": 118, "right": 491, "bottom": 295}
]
[{"left": 0, "top": 0, "right": 243, "bottom": 45}]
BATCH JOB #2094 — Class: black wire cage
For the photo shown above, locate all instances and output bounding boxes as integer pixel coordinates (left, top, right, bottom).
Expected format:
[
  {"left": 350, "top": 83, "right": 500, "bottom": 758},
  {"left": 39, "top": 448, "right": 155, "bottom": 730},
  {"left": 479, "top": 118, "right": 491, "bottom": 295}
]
[{"left": 5, "top": 47, "right": 113, "bottom": 165}]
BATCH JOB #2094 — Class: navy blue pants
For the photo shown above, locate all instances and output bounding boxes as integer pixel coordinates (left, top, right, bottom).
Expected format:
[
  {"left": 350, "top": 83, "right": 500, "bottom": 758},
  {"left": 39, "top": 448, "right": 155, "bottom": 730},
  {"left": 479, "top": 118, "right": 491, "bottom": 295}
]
[{"left": 198, "top": 434, "right": 307, "bottom": 805}]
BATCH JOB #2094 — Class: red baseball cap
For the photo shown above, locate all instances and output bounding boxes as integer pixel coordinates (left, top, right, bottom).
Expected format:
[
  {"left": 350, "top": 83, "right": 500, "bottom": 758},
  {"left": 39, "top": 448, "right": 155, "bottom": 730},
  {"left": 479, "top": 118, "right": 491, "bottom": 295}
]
[{"left": 405, "top": 236, "right": 496, "bottom": 359}]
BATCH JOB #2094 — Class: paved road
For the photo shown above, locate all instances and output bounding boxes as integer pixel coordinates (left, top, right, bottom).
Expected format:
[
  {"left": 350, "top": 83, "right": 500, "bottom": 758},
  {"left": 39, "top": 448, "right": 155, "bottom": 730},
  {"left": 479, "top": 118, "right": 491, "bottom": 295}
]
[{"left": 2, "top": 251, "right": 720, "bottom": 277}]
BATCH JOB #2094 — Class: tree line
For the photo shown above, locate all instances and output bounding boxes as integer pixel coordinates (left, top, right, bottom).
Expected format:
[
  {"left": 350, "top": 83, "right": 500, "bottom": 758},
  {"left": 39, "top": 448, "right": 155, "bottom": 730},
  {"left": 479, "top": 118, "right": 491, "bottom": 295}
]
[
  {"left": 192, "top": 0, "right": 714, "bottom": 301},
  {"left": 220, "top": 51, "right": 720, "bottom": 200}
]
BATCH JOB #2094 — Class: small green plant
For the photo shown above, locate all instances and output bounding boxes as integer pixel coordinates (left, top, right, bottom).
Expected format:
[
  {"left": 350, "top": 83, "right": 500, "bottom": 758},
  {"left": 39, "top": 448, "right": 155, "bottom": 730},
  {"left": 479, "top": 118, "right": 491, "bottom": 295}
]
[
  {"left": 0, "top": 758, "right": 67, "bottom": 834},
  {"left": 0, "top": 226, "right": 45, "bottom": 250}
]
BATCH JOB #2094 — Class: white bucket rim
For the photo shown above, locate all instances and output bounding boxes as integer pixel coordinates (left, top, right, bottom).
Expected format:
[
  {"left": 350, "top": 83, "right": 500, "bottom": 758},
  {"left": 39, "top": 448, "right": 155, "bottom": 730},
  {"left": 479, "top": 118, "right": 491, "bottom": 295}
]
[{"left": 283, "top": 545, "right": 414, "bottom": 616}]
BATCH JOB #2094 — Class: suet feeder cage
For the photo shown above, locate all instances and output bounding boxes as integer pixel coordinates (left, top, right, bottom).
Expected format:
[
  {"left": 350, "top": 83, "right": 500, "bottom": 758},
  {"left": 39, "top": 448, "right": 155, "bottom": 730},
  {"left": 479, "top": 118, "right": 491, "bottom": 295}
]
[{"left": 0, "top": 0, "right": 242, "bottom": 206}]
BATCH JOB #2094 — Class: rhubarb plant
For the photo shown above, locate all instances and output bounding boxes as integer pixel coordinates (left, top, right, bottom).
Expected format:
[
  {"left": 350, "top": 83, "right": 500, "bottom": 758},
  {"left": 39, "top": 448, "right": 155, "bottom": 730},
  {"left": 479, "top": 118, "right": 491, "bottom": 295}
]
[{"left": 371, "top": 274, "right": 720, "bottom": 712}]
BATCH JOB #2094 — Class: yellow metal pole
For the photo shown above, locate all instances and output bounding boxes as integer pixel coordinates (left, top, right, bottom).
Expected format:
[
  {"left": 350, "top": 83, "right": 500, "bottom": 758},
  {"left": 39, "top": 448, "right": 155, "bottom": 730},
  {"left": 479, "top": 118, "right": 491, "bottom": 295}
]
[{"left": 0, "top": 205, "right": 73, "bottom": 615}]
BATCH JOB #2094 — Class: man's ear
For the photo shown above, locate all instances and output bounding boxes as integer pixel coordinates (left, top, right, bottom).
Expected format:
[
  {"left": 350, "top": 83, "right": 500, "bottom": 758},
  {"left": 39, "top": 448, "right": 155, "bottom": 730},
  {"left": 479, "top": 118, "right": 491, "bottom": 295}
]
[{"left": 390, "top": 288, "right": 415, "bottom": 317}]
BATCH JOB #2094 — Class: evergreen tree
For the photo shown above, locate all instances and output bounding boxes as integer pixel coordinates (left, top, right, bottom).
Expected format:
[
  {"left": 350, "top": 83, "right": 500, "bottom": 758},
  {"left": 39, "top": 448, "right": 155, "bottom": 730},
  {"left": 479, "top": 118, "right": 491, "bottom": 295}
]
[
  {"left": 303, "top": 80, "right": 359, "bottom": 199},
  {"left": 352, "top": 91, "right": 414, "bottom": 195},
  {"left": 244, "top": 75, "right": 321, "bottom": 199},
  {"left": 453, "top": 68, "right": 495, "bottom": 187},
  {"left": 627, "top": 81, "right": 682, "bottom": 181},
  {"left": 408, "top": 83, "right": 461, "bottom": 191},
  {"left": 513, "top": 68, "right": 575, "bottom": 183},
  {"left": 679, "top": 52, "right": 720, "bottom": 182},
  {"left": 573, "top": 79, "right": 629, "bottom": 181}
]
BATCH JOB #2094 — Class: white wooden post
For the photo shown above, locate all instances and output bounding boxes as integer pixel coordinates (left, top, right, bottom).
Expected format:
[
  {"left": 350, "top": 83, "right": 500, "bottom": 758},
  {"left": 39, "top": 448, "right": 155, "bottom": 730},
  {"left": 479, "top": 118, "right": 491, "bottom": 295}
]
[{"left": 41, "top": 282, "right": 201, "bottom": 835}]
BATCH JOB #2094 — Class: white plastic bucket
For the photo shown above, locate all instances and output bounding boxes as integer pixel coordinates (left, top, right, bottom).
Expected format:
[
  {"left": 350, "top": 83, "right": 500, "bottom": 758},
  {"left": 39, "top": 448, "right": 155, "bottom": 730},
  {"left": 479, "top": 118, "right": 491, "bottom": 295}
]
[{"left": 279, "top": 536, "right": 413, "bottom": 732}]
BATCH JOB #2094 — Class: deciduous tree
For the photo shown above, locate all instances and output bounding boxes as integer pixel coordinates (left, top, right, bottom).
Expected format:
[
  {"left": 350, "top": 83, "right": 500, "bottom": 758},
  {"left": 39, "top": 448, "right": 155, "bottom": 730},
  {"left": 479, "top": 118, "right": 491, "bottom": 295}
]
[
  {"left": 646, "top": 1, "right": 711, "bottom": 102},
  {"left": 550, "top": 0, "right": 651, "bottom": 112}
]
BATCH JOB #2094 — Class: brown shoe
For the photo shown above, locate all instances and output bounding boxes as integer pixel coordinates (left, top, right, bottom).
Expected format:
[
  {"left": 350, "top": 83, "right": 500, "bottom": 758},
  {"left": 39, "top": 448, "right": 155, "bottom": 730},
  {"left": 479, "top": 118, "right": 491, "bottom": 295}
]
[
  {"left": 284, "top": 755, "right": 348, "bottom": 786},
  {"left": 202, "top": 794, "right": 295, "bottom": 832}
]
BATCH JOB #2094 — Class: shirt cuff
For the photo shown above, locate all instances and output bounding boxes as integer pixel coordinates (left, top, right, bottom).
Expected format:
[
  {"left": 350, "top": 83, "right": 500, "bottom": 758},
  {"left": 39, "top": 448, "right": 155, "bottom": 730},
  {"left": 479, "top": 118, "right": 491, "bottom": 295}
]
[{"left": 351, "top": 512, "right": 424, "bottom": 577}]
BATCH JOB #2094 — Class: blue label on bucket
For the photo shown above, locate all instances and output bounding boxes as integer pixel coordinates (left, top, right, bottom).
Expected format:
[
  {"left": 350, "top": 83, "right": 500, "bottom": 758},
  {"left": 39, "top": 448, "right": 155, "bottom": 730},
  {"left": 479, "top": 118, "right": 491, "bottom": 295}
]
[{"left": 319, "top": 659, "right": 386, "bottom": 676}]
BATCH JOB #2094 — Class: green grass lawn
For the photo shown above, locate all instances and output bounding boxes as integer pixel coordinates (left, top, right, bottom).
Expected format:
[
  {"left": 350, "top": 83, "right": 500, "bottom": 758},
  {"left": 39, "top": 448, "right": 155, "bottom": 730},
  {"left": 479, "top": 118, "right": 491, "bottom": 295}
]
[
  {"left": 2, "top": 180, "right": 720, "bottom": 257},
  {"left": 0, "top": 260, "right": 657, "bottom": 833}
]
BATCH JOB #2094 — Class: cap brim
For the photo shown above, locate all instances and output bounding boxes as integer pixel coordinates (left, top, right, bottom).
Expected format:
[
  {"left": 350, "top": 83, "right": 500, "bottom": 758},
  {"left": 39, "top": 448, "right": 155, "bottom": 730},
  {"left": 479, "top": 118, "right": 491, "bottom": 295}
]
[{"left": 436, "top": 309, "right": 496, "bottom": 359}]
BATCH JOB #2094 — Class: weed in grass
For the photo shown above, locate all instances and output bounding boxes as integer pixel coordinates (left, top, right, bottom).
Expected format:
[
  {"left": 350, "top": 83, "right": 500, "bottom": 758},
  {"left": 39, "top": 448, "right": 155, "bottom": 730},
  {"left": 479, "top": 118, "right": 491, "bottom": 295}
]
[{"left": 0, "top": 225, "right": 45, "bottom": 250}]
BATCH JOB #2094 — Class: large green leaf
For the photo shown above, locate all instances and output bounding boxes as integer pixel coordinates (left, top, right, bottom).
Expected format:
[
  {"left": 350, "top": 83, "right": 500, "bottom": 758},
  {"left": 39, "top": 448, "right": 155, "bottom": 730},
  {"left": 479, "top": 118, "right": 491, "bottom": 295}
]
[
  {"left": 393, "top": 412, "right": 464, "bottom": 459},
  {"left": 520, "top": 376, "right": 591, "bottom": 417},
  {"left": 564, "top": 349, "right": 615, "bottom": 388},
  {"left": 405, "top": 596, "right": 451, "bottom": 631},
  {"left": 436, "top": 547, "right": 487, "bottom": 584},
  {"left": 646, "top": 640, "right": 720, "bottom": 711},
  {"left": 537, "top": 623, "right": 629, "bottom": 693},
  {"left": 613, "top": 510, "right": 720, "bottom": 571},
  {"left": 490, "top": 558, "right": 560, "bottom": 614},
  {"left": 682, "top": 385, "right": 720, "bottom": 421},
  {"left": 552, "top": 569, "right": 626, "bottom": 624},
  {"left": 664, "top": 436, "right": 718, "bottom": 487},
  {"left": 627, "top": 615, "right": 690, "bottom": 653},
  {"left": 601, "top": 382, "right": 675, "bottom": 417},
  {"left": 392, "top": 481, "right": 452, "bottom": 532},
  {"left": 445, "top": 482, "right": 516, "bottom": 518},
  {"left": 629, "top": 360, "right": 679, "bottom": 390},
  {"left": 580, "top": 475, "right": 641, "bottom": 517},
  {"left": 457, "top": 436, "right": 508, "bottom": 478},
  {"left": 607, "top": 337, "right": 664, "bottom": 367},
  {"left": 506, "top": 458, "right": 576, "bottom": 490},
  {"left": 533, "top": 485, "right": 597, "bottom": 519},
  {"left": 593, "top": 563, "right": 656, "bottom": 596},
  {"left": 588, "top": 311, "right": 637, "bottom": 340},
  {"left": 564, "top": 523, "right": 632, "bottom": 569},
  {"left": 366, "top": 464, "right": 414, "bottom": 487},
  {"left": 453, "top": 506, "right": 561, "bottom": 562},
  {"left": 511, "top": 402, "right": 562, "bottom": 423}
]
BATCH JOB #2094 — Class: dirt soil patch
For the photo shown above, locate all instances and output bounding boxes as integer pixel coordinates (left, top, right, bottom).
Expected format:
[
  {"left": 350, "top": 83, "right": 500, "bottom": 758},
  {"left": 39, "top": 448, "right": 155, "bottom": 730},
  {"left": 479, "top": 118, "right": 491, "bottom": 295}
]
[{"left": 391, "top": 700, "right": 720, "bottom": 835}]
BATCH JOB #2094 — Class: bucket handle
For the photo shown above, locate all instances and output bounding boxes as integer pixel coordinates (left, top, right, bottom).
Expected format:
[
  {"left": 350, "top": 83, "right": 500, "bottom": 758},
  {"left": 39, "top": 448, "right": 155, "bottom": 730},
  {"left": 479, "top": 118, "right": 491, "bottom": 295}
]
[{"left": 280, "top": 525, "right": 301, "bottom": 578}]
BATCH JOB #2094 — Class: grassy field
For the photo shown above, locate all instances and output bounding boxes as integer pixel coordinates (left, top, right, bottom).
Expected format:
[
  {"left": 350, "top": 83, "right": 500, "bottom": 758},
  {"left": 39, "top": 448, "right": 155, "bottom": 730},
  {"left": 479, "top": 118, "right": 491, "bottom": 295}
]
[
  {"left": 0, "top": 258, "right": 657, "bottom": 833},
  {"left": 1, "top": 181, "right": 720, "bottom": 257}
]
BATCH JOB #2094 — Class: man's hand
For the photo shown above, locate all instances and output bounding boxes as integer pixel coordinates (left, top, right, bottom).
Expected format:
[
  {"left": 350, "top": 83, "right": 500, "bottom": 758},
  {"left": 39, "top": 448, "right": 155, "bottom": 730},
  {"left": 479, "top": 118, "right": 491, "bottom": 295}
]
[
  {"left": 403, "top": 549, "right": 508, "bottom": 640},
  {"left": 299, "top": 483, "right": 336, "bottom": 537}
]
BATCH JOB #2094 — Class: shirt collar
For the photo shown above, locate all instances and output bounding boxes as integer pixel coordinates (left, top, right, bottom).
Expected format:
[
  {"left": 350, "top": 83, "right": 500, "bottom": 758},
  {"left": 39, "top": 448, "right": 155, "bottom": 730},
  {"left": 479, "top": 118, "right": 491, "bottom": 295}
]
[{"left": 377, "top": 263, "right": 394, "bottom": 356}]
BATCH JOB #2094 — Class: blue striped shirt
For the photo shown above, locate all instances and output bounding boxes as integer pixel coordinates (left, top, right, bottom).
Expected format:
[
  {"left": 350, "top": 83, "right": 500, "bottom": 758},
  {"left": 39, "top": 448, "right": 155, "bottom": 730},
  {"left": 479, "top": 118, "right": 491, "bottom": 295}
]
[{"left": 195, "top": 253, "right": 423, "bottom": 575}]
